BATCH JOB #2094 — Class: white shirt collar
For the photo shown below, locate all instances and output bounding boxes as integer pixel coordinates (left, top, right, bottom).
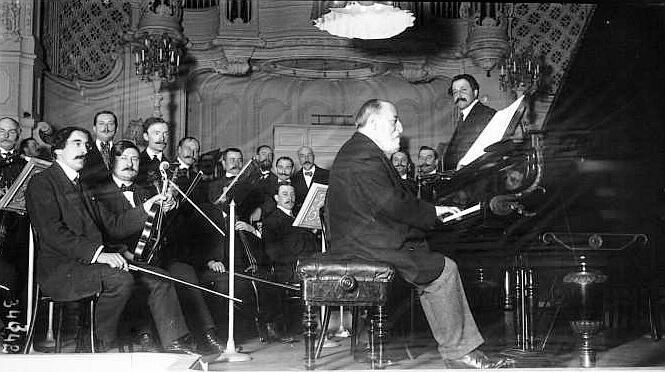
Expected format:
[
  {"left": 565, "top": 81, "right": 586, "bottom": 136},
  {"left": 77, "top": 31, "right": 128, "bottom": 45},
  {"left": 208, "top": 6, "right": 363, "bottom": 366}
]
[
  {"left": 112, "top": 175, "right": 133, "bottom": 189},
  {"left": 461, "top": 99, "right": 479, "bottom": 121},
  {"left": 96, "top": 139, "right": 112, "bottom": 150},
  {"left": 177, "top": 157, "right": 190, "bottom": 169},
  {"left": 225, "top": 172, "right": 236, "bottom": 178},
  {"left": 0, "top": 147, "right": 15, "bottom": 155},
  {"left": 277, "top": 205, "right": 293, "bottom": 216},
  {"left": 145, "top": 147, "right": 163, "bottom": 161},
  {"left": 400, "top": 174, "right": 407, "bottom": 180},
  {"left": 56, "top": 159, "right": 79, "bottom": 182},
  {"left": 427, "top": 169, "right": 437, "bottom": 175},
  {"left": 303, "top": 165, "right": 316, "bottom": 176}
]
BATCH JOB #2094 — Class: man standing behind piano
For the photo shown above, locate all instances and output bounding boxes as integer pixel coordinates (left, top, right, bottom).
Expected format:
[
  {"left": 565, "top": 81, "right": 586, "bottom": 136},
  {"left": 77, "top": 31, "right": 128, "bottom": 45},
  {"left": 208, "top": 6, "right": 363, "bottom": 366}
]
[
  {"left": 442, "top": 74, "right": 496, "bottom": 171},
  {"left": 326, "top": 99, "right": 507, "bottom": 369}
]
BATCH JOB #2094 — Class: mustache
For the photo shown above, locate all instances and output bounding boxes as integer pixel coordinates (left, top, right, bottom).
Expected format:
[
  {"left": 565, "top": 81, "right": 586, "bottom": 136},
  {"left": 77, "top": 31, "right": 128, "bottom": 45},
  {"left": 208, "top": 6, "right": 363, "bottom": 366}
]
[
  {"left": 455, "top": 97, "right": 468, "bottom": 104},
  {"left": 122, "top": 167, "right": 136, "bottom": 171}
]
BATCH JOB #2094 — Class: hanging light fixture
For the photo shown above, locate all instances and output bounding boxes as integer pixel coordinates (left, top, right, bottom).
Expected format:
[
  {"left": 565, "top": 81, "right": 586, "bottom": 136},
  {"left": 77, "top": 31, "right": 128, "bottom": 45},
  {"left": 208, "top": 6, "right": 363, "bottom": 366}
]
[
  {"left": 312, "top": 1, "right": 415, "bottom": 40},
  {"left": 130, "top": 0, "right": 187, "bottom": 117},
  {"left": 498, "top": 5, "right": 541, "bottom": 93}
]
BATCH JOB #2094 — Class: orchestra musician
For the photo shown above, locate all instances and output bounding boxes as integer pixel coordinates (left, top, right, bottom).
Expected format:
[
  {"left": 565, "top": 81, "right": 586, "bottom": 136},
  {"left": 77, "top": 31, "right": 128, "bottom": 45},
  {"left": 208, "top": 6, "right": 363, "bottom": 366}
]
[
  {"left": 390, "top": 149, "right": 417, "bottom": 195},
  {"left": 326, "top": 99, "right": 508, "bottom": 369},
  {"left": 442, "top": 74, "right": 496, "bottom": 171},
  {"left": 80, "top": 110, "right": 117, "bottom": 187},
  {"left": 417, "top": 145, "right": 444, "bottom": 203},
  {"left": 262, "top": 183, "right": 319, "bottom": 338},
  {"left": 137, "top": 117, "right": 171, "bottom": 191},
  {"left": 0, "top": 117, "right": 30, "bottom": 333},
  {"left": 292, "top": 146, "right": 329, "bottom": 212},
  {"left": 24, "top": 127, "right": 174, "bottom": 352},
  {"left": 91, "top": 140, "right": 194, "bottom": 353}
]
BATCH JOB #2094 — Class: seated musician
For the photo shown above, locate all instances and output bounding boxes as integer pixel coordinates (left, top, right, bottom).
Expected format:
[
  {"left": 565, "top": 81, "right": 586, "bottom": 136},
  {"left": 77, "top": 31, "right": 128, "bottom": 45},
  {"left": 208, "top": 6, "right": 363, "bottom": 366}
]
[
  {"left": 326, "top": 100, "right": 508, "bottom": 369},
  {"left": 25, "top": 127, "right": 180, "bottom": 352},
  {"left": 0, "top": 117, "right": 30, "bottom": 339},
  {"left": 262, "top": 183, "right": 319, "bottom": 337},
  {"left": 91, "top": 140, "right": 194, "bottom": 353},
  {"left": 155, "top": 137, "right": 232, "bottom": 353},
  {"left": 417, "top": 145, "right": 446, "bottom": 203}
]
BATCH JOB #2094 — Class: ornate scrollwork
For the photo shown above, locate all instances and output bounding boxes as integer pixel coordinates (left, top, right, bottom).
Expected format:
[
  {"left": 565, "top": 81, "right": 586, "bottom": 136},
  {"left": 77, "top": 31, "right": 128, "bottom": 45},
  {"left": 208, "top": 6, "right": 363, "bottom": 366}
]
[{"left": 0, "top": 0, "right": 21, "bottom": 41}]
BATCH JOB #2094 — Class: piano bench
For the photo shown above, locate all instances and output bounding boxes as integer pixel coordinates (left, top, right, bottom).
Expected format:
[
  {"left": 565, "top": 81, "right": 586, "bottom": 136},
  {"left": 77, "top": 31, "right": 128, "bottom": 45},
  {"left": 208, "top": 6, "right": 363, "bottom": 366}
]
[{"left": 297, "top": 255, "right": 395, "bottom": 370}]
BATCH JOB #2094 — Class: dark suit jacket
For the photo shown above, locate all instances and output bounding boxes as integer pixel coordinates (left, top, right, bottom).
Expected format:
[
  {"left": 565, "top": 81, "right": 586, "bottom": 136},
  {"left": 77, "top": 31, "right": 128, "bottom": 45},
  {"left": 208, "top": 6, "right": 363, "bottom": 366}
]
[
  {"left": 291, "top": 165, "right": 329, "bottom": 208},
  {"left": 80, "top": 143, "right": 109, "bottom": 187},
  {"left": 443, "top": 102, "right": 497, "bottom": 171},
  {"left": 25, "top": 163, "right": 147, "bottom": 301},
  {"left": 92, "top": 177, "right": 153, "bottom": 256},
  {"left": 137, "top": 150, "right": 171, "bottom": 194},
  {"left": 263, "top": 208, "right": 318, "bottom": 265},
  {"left": 327, "top": 132, "right": 444, "bottom": 285}
]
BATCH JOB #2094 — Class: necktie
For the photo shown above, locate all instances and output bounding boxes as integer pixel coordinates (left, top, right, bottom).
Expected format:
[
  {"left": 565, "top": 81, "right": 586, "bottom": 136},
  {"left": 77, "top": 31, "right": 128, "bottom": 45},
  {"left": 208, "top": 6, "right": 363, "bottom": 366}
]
[
  {"left": 458, "top": 112, "right": 465, "bottom": 124},
  {"left": 100, "top": 142, "right": 110, "bottom": 168},
  {"left": 152, "top": 155, "right": 159, "bottom": 162},
  {"left": 304, "top": 171, "right": 313, "bottom": 177},
  {"left": 119, "top": 184, "right": 135, "bottom": 193}
]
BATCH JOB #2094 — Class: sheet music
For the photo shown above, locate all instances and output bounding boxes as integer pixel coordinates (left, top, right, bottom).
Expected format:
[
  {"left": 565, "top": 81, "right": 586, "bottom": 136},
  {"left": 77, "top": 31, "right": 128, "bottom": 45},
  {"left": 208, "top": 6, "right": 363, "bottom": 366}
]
[
  {"left": 440, "top": 203, "right": 481, "bottom": 223},
  {"left": 457, "top": 95, "right": 526, "bottom": 169}
]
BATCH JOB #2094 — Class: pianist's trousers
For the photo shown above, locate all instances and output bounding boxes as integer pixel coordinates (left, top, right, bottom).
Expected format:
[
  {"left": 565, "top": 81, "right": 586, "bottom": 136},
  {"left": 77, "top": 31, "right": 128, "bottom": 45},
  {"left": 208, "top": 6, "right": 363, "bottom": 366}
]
[
  {"left": 417, "top": 256, "right": 484, "bottom": 360},
  {"left": 166, "top": 261, "right": 216, "bottom": 335}
]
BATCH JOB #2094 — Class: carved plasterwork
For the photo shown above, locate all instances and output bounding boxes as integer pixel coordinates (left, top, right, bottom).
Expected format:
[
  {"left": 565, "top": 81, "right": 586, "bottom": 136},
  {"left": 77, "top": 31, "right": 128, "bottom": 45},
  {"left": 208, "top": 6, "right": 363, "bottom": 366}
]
[
  {"left": 0, "top": 68, "right": 10, "bottom": 104},
  {"left": 0, "top": 0, "right": 21, "bottom": 42}
]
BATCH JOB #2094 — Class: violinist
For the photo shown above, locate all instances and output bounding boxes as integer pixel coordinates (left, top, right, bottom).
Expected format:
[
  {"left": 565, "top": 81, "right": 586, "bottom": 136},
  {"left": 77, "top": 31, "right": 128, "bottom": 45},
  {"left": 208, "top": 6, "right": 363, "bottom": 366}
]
[
  {"left": 91, "top": 140, "right": 194, "bottom": 353},
  {"left": 25, "top": 127, "right": 175, "bottom": 352},
  {"left": 417, "top": 146, "right": 444, "bottom": 203}
]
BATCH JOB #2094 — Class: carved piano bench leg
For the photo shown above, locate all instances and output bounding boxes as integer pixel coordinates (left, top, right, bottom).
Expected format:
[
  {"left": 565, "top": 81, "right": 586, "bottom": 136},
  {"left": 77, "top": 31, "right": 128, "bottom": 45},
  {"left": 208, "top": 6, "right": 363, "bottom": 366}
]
[{"left": 297, "top": 256, "right": 395, "bottom": 370}]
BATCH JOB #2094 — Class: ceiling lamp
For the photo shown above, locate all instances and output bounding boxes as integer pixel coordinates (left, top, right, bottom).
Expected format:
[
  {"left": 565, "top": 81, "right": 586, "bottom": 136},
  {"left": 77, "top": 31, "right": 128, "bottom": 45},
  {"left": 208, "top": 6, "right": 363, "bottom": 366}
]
[
  {"left": 312, "top": 1, "right": 415, "bottom": 40},
  {"left": 498, "top": 4, "right": 541, "bottom": 94}
]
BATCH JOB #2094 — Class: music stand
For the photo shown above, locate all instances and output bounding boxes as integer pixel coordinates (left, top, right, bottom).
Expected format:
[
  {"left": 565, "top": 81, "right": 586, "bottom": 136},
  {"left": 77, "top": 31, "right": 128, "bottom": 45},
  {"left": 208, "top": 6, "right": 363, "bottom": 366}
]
[{"left": 0, "top": 157, "right": 51, "bottom": 342}]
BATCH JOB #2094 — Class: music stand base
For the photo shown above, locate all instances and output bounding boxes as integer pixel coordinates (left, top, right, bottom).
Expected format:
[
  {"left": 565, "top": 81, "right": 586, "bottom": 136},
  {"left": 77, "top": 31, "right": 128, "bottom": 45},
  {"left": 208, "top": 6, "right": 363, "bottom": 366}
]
[{"left": 212, "top": 349, "right": 252, "bottom": 362}]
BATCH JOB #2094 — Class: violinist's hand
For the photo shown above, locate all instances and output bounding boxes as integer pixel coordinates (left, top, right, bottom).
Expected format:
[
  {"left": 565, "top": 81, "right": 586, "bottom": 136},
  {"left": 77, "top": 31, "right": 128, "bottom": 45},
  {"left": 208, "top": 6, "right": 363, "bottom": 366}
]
[
  {"left": 122, "top": 250, "right": 135, "bottom": 261},
  {"left": 207, "top": 260, "right": 226, "bottom": 273},
  {"left": 435, "top": 205, "right": 462, "bottom": 221},
  {"left": 97, "top": 252, "right": 128, "bottom": 271},
  {"left": 161, "top": 193, "right": 177, "bottom": 212},
  {"left": 235, "top": 221, "right": 256, "bottom": 234},
  {"left": 142, "top": 194, "right": 166, "bottom": 213},
  {"left": 216, "top": 186, "right": 229, "bottom": 204}
]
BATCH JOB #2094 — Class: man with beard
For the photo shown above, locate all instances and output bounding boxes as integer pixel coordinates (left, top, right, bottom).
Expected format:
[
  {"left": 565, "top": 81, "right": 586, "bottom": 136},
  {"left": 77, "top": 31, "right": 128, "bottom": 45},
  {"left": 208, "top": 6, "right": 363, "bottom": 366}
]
[
  {"left": 81, "top": 111, "right": 117, "bottom": 186},
  {"left": 0, "top": 117, "right": 29, "bottom": 348},
  {"left": 137, "top": 117, "right": 171, "bottom": 192},
  {"left": 390, "top": 150, "right": 416, "bottom": 195},
  {"left": 25, "top": 127, "right": 172, "bottom": 351},
  {"left": 291, "top": 146, "right": 329, "bottom": 212},
  {"left": 326, "top": 99, "right": 507, "bottom": 369},
  {"left": 91, "top": 140, "right": 195, "bottom": 353},
  {"left": 442, "top": 74, "right": 496, "bottom": 171}
]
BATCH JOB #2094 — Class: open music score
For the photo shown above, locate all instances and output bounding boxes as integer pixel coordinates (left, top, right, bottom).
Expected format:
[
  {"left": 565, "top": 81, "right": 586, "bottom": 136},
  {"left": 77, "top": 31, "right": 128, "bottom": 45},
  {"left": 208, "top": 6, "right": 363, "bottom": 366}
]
[{"left": 440, "top": 203, "right": 481, "bottom": 223}]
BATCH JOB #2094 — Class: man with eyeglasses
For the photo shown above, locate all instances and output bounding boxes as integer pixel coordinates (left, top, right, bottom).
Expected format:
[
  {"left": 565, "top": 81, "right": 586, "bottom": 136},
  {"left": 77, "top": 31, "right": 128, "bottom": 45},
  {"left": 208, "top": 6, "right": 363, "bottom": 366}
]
[{"left": 443, "top": 74, "right": 496, "bottom": 171}]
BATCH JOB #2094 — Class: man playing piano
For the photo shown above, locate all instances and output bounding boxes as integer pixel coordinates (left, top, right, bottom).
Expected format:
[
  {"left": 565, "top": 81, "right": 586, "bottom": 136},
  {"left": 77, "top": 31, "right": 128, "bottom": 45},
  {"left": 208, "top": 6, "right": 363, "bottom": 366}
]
[{"left": 327, "top": 99, "right": 508, "bottom": 369}]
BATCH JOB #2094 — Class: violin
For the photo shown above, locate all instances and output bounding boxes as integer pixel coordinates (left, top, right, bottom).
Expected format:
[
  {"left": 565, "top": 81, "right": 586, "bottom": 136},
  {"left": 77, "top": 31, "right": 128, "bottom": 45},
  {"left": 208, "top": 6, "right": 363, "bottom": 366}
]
[{"left": 133, "top": 162, "right": 176, "bottom": 263}]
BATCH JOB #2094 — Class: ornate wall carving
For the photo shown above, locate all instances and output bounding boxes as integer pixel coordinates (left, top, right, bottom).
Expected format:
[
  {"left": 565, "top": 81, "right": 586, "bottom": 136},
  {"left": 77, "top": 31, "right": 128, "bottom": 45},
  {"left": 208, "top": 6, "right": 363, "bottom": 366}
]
[{"left": 0, "top": 0, "right": 21, "bottom": 42}]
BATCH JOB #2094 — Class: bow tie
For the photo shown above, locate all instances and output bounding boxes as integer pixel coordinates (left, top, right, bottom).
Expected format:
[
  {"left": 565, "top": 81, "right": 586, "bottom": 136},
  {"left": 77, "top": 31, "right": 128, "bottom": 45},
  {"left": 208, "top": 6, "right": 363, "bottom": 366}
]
[
  {"left": 0, "top": 151, "right": 14, "bottom": 159},
  {"left": 304, "top": 171, "right": 313, "bottom": 177},
  {"left": 119, "top": 184, "right": 135, "bottom": 193}
]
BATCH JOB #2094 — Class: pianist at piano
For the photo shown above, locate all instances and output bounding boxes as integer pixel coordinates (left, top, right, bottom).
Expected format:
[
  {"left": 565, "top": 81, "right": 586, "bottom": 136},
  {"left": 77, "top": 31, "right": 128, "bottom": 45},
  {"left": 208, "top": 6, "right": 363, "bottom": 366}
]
[{"left": 326, "top": 98, "right": 508, "bottom": 369}]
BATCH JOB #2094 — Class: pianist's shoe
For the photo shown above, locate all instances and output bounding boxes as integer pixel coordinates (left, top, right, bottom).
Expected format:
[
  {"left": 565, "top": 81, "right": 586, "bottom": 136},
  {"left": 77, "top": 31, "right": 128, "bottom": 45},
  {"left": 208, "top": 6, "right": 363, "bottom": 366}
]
[{"left": 444, "top": 349, "right": 510, "bottom": 369}]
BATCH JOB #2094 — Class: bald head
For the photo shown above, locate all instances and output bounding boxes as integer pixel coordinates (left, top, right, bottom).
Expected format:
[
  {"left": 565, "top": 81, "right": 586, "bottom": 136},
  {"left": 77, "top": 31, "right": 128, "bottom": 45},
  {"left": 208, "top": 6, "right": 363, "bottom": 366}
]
[{"left": 0, "top": 117, "right": 20, "bottom": 152}]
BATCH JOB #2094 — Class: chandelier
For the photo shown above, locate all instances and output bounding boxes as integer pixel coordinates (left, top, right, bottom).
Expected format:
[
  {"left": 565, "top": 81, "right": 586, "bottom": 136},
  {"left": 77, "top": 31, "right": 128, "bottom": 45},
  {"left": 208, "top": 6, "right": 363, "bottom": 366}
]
[
  {"left": 312, "top": 1, "right": 415, "bottom": 40},
  {"left": 498, "top": 5, "right": 541, "bottom": 93},
  {"left": 133, "top": 32, "right": 184, "bottom": 83},
  {"left": 130, "top": 0, "right": 187, "bottom": 117}
]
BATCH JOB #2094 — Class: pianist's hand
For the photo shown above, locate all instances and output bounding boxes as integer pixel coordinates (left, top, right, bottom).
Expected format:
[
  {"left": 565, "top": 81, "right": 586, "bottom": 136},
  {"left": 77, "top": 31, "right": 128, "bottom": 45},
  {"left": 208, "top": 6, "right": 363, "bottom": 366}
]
[{"left": 434, "top": 205, "right": 462, "bottom": 219}]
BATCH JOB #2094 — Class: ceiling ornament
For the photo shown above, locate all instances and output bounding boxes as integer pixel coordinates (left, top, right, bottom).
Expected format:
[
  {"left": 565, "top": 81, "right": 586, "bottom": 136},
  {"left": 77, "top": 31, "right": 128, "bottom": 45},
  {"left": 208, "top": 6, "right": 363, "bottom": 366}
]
[
  {"left": 312, "top": 1, "right": 414, "bottom": 40},
  {"left": 464, "top": 3, "right": 510, "bottom": 79},
  {"left": 498, "top": 4, "right": 541, "bottom": 95}
]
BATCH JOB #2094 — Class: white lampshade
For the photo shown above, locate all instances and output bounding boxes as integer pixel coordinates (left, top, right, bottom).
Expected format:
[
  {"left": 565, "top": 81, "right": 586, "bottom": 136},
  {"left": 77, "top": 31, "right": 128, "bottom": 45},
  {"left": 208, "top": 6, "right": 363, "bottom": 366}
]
[{"left": 313, "top": 2, "right": 415, "bottom": 40}]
